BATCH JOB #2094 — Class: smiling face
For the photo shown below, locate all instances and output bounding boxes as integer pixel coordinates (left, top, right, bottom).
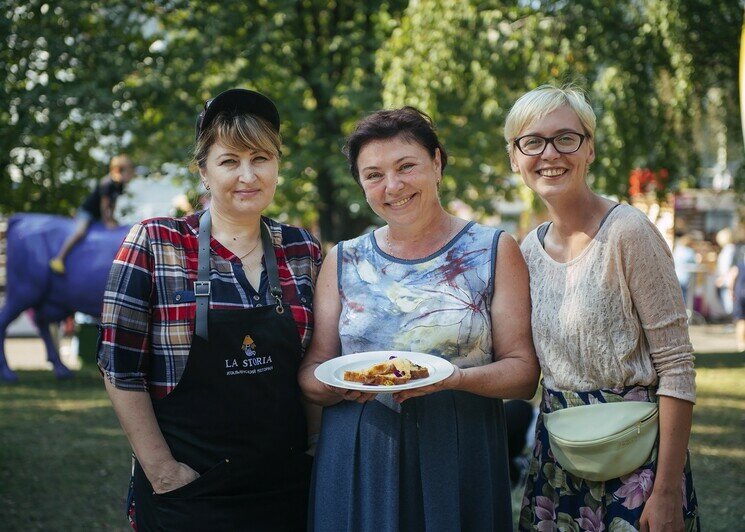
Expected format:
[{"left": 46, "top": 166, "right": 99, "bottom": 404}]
[
  {"left": 357, "top": 136, "right": 442, "bottom": 226},
  {"left": 510, "top": 105, "right": 595, "bottom": 201},
  {"left": 200, "top": 140, "right": 278, "bottom": 220}
]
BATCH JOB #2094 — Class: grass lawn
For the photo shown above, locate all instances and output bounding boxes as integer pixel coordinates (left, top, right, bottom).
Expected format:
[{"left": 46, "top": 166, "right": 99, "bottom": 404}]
[
  {"left": 0, "top": 364, "right": 131, "bottom": 531},
  {"left": 687, "top": 352, "right": 745, "bottom": 530},
  {"left": 1, "top": 352, "right": 743, "bottom": 530}
]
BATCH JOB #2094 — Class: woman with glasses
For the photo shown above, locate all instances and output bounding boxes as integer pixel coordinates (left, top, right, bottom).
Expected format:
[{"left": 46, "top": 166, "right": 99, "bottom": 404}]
[
  {"left": 98, "top": 88, "right": 322, "bottom": 530},
  {"left": 505, "top": 84, "right": 700, "bottom": 531}
]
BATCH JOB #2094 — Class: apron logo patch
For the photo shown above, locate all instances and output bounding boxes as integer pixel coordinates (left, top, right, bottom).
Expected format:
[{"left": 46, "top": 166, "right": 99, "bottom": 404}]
[
  {"left": 224, "top": 334, "right": 274, "bottom": 376},
  {"left": 242, "top": 334, "right": 257, "bottom": 358}
]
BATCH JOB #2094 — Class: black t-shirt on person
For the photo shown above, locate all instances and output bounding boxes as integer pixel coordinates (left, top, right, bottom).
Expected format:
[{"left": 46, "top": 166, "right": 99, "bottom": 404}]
[{"left": 80, "top": 177, "right": 124, "bottom": 219}]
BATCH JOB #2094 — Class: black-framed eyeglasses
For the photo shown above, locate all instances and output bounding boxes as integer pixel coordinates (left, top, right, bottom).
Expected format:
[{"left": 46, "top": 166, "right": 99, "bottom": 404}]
[{"left": 513, "top": 132, "right": 587, "bottom": 156}]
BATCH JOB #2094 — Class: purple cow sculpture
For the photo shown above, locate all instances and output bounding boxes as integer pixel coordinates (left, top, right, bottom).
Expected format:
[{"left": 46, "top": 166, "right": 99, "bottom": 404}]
[{"left": 0, "top": 213, "right": 130, "bottom": 382}]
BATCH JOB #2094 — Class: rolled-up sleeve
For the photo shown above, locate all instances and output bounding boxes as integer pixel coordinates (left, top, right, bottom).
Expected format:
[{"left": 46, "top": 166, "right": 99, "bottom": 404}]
[
  {"left": 97, "top": 223, "right": 154, "bottom": 391},
  {"left": 621, "top": 217, "right": 696, "bottom": 403}
]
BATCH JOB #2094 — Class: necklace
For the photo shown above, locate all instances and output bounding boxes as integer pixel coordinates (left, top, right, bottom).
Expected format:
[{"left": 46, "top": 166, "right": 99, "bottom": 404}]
[
  {"left": 386, "top": 216, "right": 454, "bottom": 257},
  {"left": 236, "top": 238, "right": 261, "bottom": 262}
]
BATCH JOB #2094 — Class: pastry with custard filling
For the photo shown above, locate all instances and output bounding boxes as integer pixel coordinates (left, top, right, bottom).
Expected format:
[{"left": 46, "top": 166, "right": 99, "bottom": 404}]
[{"left": 343, "top": 356, "right": 430, "bottom": 386}]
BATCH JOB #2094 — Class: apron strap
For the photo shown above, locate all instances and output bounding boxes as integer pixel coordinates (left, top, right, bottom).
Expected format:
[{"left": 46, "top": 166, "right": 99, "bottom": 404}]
[
  {"left": 195, "top": 210, "right": 212, "bottom": 340},
  {"left": 195, "top": 211, "right": 285, "bottom": 340},
  {"left": 260, "top": 220, "right": 285, "bottom": 315}
]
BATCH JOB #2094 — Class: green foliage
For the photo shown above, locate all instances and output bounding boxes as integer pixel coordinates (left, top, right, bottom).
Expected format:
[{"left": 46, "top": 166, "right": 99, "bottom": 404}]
[
  {"left": 379, "top": 0, "right": 743, "bottom": 207},
  {"left": 117, "top": 0, "right": 407, "bottom": 242},
  {"left": 1, "top": 0, "right": 153, "bottom": 214},
  {"left": 2, "top": 0, "right": 742, "bottom": 241}
]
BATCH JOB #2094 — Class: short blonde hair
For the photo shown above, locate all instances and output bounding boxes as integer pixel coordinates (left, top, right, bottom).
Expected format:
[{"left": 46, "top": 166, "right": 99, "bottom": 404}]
[
  {"left": 192, "top": 112, "right": 281, "bottom": 169},
  {"left": 504, "top": 84, "right": 596, "bottom": 152},
  {"left": 109, "top": 154, "right": 133, "bottom": 171}
]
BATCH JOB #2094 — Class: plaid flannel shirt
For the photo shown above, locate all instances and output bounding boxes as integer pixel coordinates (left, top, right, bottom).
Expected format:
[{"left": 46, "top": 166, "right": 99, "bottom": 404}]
[{"left": 97, "top": 212, "right": 322, "bottom": 399}]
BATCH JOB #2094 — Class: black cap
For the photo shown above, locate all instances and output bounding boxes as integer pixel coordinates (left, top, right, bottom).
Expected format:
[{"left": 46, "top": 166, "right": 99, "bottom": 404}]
[{"left": 195, "top": 88, "right": 280, "bottom": 141}]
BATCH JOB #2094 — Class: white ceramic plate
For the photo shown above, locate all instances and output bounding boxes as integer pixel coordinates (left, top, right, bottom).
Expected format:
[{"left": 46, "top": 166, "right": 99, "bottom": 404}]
[{"left": 314, "top": 350, "right": 454, "bottom": 393}]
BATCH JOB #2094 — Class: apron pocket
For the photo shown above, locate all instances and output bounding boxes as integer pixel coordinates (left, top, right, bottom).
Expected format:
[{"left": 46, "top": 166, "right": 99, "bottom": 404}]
[
  {"left": 152, "top": 455, "right": 311, "bottom": 531},
  {"left": 155, "top": 458, "right": 229, "bottom": 499},
  {"left": 153, "top": 486, "right": 309, "bottom": 531}
]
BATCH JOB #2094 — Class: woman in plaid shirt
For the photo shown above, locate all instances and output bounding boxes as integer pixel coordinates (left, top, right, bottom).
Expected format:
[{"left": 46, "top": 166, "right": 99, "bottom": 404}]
[{"left": 98, "top": 89, "right": 322, "bottom": 531}]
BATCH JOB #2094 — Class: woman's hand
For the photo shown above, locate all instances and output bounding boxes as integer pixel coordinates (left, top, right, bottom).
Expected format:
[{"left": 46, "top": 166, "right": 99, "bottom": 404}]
[
  {"left": 151, "top": 460, "right": 200, "bottom": 494},
  {"left": 639, "top": 486, "right": 684, "bottom": 532},
  {"left": 392, "top": 365, "right": 464, "bottom": 403},
  {"left": 324, "top": 383, "right": 377, "bottom": 404},
  {"left": 102, "top": 382, "right": 201, "bottom": 495},
  {"left": 639, "top": 396, "right": 692, "bottom": 532}
]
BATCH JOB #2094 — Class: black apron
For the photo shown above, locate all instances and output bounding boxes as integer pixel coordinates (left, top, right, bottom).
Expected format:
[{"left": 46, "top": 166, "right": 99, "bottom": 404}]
[{"left": 132, "top": 211, "right": 310, "bottom": 531}]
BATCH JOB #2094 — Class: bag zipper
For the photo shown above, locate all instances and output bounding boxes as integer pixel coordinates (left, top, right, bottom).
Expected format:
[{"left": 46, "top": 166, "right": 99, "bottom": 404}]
[{"left": 551, "top": 408, "right": 658, "bottom": 447}]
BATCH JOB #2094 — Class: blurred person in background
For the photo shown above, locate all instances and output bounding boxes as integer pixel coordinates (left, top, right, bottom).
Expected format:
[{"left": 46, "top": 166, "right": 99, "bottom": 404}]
[
  {"left": 49, "top": 154, "right": 135, "bottom": 274},
  {"left": 673, "top": 233, "right": 697, "bottom": 306},
  {"left": 733, "top": 235, "right": 745, "bottom": 351},
  {"left": 714, "top": 227, "right": 736, "bottom": 316}
]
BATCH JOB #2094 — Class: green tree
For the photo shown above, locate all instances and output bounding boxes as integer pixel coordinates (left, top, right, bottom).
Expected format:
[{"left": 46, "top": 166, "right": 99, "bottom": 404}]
[
  {"left": 378, "top": 0, "right": 563, "bottom": 215},
  {"left": 3, "top": 1, "right": 742, "bottom": 240},
  {"left": 1, "top": 0, "right": 153, "bottom": 214},
  {"left": 118, "top": 0, "right": 408, "bottom": 243},
  {"left": 378, "top": 0, "right": 744, "bottom": 207}
]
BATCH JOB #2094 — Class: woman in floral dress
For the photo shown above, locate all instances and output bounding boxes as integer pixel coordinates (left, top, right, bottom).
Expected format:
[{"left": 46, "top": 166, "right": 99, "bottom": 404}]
[
  {"left": 505, "top": 85, "right": 700, "bottom": 531},
  {"left": 299, "top": 106, "right": 540, "bottom": 531}
]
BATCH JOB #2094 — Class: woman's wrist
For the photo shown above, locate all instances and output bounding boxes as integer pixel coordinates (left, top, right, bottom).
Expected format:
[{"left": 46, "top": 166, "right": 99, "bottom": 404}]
[
  {"left": 137, "top": 447, "right": 179, "bottom": 481},
  {"left": 447, "top": 365, "right": 466, "bottom": 391},
  {"left": 307, "top": 385, "right": 344, "bottom": 406},
  {"left": 650, "top": 475, "right": 683, "bottom": 497},
  {"left": 141, "top": 454, "right": 176, "bottom": 476}
]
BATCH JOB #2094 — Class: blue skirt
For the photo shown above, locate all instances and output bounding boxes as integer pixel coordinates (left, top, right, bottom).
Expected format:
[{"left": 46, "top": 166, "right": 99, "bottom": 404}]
[
  {"left": 519, "top": 385, "right": 700, "bottom": 531},
  {"left": 310, "top": 391, "right": 513, "bottom": 531}
]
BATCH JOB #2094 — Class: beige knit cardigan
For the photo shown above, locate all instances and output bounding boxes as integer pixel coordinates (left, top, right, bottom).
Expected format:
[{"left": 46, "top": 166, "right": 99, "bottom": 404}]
[{"left": 520, "top": 204, "right": 696, "bottom": 403}]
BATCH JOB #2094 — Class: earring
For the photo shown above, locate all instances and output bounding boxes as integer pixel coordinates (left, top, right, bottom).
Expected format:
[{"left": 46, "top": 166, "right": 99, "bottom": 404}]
[{"left": 203, "top": 182, "right": 210, "bottom": 190}]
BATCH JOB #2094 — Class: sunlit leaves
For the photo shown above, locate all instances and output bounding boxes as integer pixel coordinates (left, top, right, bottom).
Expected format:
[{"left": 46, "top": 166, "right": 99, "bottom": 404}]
[
  {"left": 379, "top": 0, "right": 742, "bottom": 210},
  {"left": 1, "top": 0, "right": 155, "bottom": 214},
  {"left": 2, "top": 0, "right": 741, "bottom": 236}
]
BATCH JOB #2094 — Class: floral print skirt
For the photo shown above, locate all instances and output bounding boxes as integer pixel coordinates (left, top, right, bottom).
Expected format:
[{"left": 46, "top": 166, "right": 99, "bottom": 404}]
[{"left": 519, "top": 385, "right": 700, "bottom": 531}]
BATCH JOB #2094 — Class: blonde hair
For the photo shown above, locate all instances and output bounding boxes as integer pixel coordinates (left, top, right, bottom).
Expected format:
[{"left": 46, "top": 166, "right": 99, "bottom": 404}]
[
  {"left": 109, "top": 154, "right": 133, "bottom": 172},
  {"left": 192, "top": 112, "right": 281, "bottom": 170},
  {"left": 504, "top": 84, "right": 596, "bottom": 152}
]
